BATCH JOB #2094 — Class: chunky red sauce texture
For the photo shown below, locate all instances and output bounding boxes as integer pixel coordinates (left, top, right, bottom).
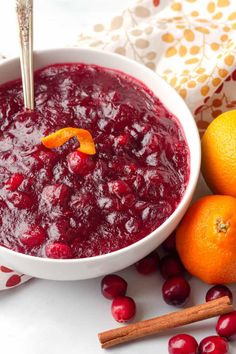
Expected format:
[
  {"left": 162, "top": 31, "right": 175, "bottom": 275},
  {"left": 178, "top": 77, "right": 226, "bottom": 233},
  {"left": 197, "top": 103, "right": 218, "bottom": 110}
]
[{"left": 0, "top": 63, "right": 189, "bottom": 259}]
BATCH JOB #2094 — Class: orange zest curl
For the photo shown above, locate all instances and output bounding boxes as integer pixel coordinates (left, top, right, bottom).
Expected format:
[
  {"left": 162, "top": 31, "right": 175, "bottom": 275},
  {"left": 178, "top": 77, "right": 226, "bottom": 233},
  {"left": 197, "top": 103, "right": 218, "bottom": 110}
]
[{"left": 41, "top": 127, "right": 96, "bottom": 155}]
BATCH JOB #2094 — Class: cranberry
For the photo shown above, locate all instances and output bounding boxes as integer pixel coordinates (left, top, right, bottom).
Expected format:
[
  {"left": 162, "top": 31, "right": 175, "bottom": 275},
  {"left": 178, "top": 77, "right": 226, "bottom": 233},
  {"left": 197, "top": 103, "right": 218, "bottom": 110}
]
[
  {"left": 108, "top": 180, "right": 131, "bottom": 197},
  {"left": 41, "top": 184, "right": 70, "bottom": 207},
  {"left": 67, "top": 151, "right": 94, "bottom": 175},
  {"left": 124, "top": 163, "right": 137, "bottom": 175},
  {"left": 45, "top": 243, "right": 73, "bottom": 259},
  {"left": 5, "top": 173, "right": 24, "bottom": 191},
  {"left": 111, "top": 296, "right": 136, "bottom": 323},
  {"left": 199, "top": 336, "right": 229, "bottom": 354},
  {"left": 162, "top": 276, "right": 190, "bottom": 306},
  {"left": 115, "top": 134, "right": 129, "bottom": 147},
  {"left": 33, "top": 149, "right": 57, "bottom": 167},
  {"left": 19, "top": 225, "right": 47, "bottom": 249},
  {"left": 48, "top": 219, "right": 72, "bottom": 243},
  {"left": 8, "top": 191, "right": 33, "bottom": 209},
  {"left": 101, "top": 274, "right": 127, "bottom": 299},
  {"left": 206, "top": 285, "right": 233, "bottom": 303},
  {"left": 121, "top": 194, "right": 136, "bottom": 208},
  {"left": 216, "top": 311, "right": 236, "bottom": 340},
  {"left": 135, "top": 252, "right": 159, "bottom": 275},
  {"left": 162, "top": 232, "right": 176, "bottom": 253},
  {"left": 160, "top": 255, "right": 185, "bottom": 279},
  {"left": 168, "top": 334, "right": 198, "bottom": 354}
]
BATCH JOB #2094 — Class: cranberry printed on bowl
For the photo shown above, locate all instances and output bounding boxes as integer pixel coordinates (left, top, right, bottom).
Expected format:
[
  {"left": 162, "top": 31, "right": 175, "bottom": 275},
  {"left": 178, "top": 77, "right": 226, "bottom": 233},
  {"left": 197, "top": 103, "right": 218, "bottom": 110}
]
[{"left": 0, "top": 63, "right": 190, "bottom": 259}]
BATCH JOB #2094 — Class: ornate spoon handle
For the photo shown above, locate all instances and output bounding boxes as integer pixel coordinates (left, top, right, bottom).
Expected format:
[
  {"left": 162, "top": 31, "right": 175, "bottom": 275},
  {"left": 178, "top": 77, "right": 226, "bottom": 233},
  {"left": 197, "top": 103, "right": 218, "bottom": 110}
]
[{"left": 16, "top": 0, "right": 34, "bottom": 110}]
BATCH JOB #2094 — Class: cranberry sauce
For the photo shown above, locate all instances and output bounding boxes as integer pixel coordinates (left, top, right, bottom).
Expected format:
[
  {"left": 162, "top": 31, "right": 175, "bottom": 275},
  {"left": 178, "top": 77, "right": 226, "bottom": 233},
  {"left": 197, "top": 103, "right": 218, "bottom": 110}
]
[{"left": 0, "top": 63, "right": 189, "bottom": 258}]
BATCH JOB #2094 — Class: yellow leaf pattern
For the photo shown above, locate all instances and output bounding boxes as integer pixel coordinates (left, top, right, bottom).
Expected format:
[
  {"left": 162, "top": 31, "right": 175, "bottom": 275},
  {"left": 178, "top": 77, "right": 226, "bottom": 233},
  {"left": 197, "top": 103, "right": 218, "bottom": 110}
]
[{"left": 76, "top": 0, "right": 236, "bottom": 131}]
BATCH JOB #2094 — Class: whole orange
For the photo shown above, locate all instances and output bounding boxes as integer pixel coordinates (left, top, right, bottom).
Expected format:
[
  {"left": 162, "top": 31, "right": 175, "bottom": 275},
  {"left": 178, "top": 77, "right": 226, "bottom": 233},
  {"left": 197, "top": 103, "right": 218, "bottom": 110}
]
[
  {"left": 176, "top": 195, "right": 236, "bottom": 284},
  {"left": 201, "top": 110, "right": 236, "bottom": 197}
]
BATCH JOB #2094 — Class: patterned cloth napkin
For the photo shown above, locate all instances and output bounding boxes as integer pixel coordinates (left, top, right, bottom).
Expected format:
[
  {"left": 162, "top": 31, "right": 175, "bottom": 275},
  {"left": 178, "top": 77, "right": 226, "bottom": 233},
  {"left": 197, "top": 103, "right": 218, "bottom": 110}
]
[
  {"left": 1, "top": 0, "right": 236, "bottom": 289},
  {"left": 77, "top": 0, "right": 236, "bottom": 137}
]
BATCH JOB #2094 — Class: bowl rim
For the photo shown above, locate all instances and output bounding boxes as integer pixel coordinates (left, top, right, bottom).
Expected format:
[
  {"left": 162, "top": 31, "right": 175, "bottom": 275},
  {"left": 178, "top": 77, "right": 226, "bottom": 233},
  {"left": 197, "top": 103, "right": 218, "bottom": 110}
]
[{"left": 0, "top": 47, "right": 201, "bottom": 264}]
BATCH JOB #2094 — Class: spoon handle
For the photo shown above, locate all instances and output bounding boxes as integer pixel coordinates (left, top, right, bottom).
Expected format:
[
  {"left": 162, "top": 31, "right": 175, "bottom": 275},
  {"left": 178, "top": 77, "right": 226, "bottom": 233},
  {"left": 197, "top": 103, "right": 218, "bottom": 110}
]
[{"left": 16, "top": 0, "right": 34, "bottom": 110}]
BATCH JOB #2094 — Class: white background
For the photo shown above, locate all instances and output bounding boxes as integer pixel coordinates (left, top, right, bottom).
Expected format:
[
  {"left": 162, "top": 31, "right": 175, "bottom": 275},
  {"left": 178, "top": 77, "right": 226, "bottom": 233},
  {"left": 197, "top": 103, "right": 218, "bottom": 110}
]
[
  {"left": 0, "top": 1, "right": 236, "bottom": 353},
  {"left": 0, "top": 0, "right": 127, "bottom": 57}
]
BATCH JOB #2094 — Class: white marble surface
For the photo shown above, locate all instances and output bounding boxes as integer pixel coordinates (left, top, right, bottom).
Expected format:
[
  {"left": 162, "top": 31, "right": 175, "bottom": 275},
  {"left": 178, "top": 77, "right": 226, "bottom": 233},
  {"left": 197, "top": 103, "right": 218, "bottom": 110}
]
[{"left": 0, "top": 1, "right": 236, "bottom": 354}]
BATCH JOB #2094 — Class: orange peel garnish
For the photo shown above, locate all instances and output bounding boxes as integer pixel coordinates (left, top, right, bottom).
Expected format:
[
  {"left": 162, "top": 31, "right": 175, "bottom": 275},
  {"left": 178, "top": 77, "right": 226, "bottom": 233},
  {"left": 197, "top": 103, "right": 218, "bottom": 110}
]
[{"left": 41, "top": 127, "right": 96, "bottom": 155}]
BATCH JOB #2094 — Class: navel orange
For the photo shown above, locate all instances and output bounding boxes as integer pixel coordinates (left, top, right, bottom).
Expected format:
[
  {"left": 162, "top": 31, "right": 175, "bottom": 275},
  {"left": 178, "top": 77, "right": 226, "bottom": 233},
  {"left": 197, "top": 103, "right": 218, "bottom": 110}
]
[
  {"left": 201, "top": 110, "right": 236, "bottom": 197},
  {"left": 176, "top": 195, "right": 236, "bottom": 284}
]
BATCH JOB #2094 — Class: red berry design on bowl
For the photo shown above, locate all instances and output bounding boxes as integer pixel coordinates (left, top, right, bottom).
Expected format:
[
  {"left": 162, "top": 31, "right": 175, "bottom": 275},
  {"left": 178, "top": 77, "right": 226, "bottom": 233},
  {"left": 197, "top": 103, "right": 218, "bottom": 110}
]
[
  {"left": 199, "top": 336, "right": 229, "bottom": 354},
  {"left": 162, "top": 232, "right": 176, "bottom": 253},
  {"left": 6, "top": 274, "right": 21, "bottom": 288},
  {"left": 19, "top": 225, "right": 47, "bottom": 249},
  {"left": 206, "top": 285, "right": 233, "bottom": 303},
  {"left": 101, "top": 274, "right": 128, "bottom": 299},
  {"left": 1, "top": 266, "right": 13, "bottom": 273},
  {"left": 68, "top": 151, "right": 95, "bottom": 175},
  {"left": 160, "top": 255, "right": 185, "bottom": 279},
  {"left": 216, "top": 311, "right": 236, "bottom": 340},
  {"left": 168, "top": 334, "right": 198, "bottom": 354},
  {"left": 111, "top": 296, "right": 136, "bottom": 323},
  {"left": 135, "top": 252, "right": 159, "bottom": 275},
  {"left": 45, "top": 243, "right": 73, "bottom": 259},
  {"left": 162, "top": 276, "right": 190, "bottom": 306}
]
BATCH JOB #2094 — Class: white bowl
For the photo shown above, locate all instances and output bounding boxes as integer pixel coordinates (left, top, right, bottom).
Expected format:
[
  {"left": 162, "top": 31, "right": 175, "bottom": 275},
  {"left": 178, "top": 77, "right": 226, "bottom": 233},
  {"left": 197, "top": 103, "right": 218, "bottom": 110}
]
[{"left": 0, "top": 48, "right": 201, "bottom": 280}]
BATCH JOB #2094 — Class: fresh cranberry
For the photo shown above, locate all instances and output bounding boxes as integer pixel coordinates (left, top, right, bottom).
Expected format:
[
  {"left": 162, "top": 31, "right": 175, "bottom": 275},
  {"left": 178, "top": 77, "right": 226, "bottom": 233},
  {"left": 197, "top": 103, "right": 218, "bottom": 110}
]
[
  {"left": 206, "top": 285, "right": 233, "bottom": 303},
  {"left": 45, "top": 243, "right": 73, "bottom": 259},
  {"left": 111, "top": 296, "right": 136, "bottom": 323},
  {"left": 135, "top": 252, "right": 159, "bottom": 275},
  {"left": 199, "top": 336, "right": 229, "bottom": 354},
  {"left": 8, "top": 191, "right": 33, "bottom": 209},
  {"left": 162, "top": 232, "right": 176, "bottom": 253},
  {"left": 168, "top": 334, "right": 198, "bottom": 354},
  {"left": 67, "top": 151, "right": 95, "bottom": 175},
  {"left": 101, "top": 274, "right": 127, "bottom": 299},
  {"left": 41, "top": 184, "right": 70, "bottom": 207},
  {"left": 216, "top": 311, "right": 236, "bottom": 340},
  {"left": 162, "top": 276, "right": 190, "bottom": 306},
  {"left": 160, "top": 255, "right": 185, "bottom": 279},
  {"left": 108, "top": 180, "right": 131, "bottom": 197},
  {"left": 19, "top": 225, "right": 47, "bottom": 249},
  {"left": 5, "top": 173, "right": 24, "bottom": 191}
]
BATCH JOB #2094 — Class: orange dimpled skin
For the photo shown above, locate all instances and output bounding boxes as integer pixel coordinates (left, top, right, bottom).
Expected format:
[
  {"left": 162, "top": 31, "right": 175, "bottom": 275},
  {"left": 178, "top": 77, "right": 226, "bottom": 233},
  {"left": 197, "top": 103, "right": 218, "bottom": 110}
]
[
  {"left": 176, "top": 195, "right": 236, "bottom": 284},
  {"left": 201, "top": 110, "right": 236, "bottom": 197}
]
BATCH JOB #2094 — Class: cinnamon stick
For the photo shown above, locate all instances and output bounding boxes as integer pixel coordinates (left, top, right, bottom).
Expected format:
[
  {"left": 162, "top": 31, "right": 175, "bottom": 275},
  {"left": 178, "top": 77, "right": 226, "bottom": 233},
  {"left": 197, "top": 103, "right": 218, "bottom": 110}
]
[{"left": 98, "top": 296, "right": 233, "bottom": 349}]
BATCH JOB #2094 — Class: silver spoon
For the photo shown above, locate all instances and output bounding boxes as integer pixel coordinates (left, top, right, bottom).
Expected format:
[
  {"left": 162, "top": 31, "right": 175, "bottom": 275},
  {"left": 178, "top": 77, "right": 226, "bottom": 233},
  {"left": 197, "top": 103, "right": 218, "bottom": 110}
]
[{"left": 16, "top": 0, "right": 34, "bottom": 110}]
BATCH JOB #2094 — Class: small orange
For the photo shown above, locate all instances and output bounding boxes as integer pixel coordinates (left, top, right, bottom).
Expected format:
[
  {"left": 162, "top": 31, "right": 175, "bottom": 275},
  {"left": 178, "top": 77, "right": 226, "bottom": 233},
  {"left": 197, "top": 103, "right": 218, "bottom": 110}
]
[
  {"left": 201, "top": 110, "right": 236, "bottom": 197},
  {"left": 176, "top": 195, "right": 236, "bottom": 284}
]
